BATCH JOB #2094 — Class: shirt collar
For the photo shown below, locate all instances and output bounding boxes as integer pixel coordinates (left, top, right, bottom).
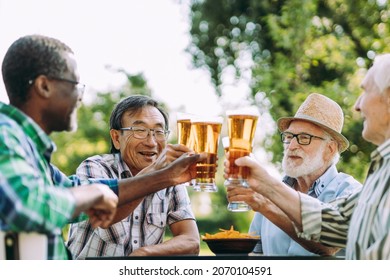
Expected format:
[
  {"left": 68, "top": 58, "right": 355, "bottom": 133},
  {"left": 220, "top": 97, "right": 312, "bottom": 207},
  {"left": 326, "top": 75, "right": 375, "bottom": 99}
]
[
  {"left": 371, "top": 138, "right": 390, "bottom": 161},
  {"left": 283, "top": 164, "right": 338, "bottom": 198},
  {"left": 367, "top": 138, "right": 390, "bottom": 176},
  {"left": 113, "top": 153, "right": 133, "bottom": 178}
]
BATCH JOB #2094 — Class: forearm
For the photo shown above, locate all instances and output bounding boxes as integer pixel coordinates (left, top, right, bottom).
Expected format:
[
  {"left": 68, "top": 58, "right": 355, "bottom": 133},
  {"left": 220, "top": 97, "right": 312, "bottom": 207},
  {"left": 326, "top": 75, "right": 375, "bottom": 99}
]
[
  {"left": 108, "top": 198, "right": 143, "bottom": 225},
  {"left": 117, "top": 169, "right": 175, "bottom": 206},
  {"left": 263, "top": 202, "right": 340, "bottom": 256},
  {"left": 260, "top": 181, "right": 303, "bottom": 229},
  {"left": 262, "top": 203, "right": 339, "bottom": 255},
  {"left": 130, "top": 235, "right": 200, "bottom": 256}
]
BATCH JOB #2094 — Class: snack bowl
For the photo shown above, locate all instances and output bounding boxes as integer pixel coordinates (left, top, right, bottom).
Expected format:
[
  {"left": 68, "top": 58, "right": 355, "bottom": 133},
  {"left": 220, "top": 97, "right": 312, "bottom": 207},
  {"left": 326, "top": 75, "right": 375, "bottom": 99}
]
[{"left": 202, "top": 238, "right": 260, "bottom": 255}]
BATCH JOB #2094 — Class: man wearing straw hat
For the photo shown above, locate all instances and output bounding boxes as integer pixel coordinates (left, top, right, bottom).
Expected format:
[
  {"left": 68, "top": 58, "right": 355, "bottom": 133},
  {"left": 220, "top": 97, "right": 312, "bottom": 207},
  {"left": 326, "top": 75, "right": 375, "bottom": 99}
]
[
  {"left": 228, "top": 93, "right": 362, "bottom": 256},
  {"left": 226, "top": 54, "right": 390, "bottom": 259}
]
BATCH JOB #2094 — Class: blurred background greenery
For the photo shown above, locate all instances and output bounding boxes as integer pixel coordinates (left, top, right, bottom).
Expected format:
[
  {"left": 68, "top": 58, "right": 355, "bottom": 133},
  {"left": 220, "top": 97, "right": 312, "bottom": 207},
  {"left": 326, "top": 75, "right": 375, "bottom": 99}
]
[{"left": 55, "top": 0, "right": 390, "bottom": 254}]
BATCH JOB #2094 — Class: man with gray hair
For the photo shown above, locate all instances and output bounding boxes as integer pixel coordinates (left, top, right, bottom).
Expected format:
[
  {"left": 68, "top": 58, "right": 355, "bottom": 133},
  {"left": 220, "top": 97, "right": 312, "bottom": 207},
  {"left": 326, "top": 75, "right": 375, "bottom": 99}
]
[
  {"left": 226, "top": 54, "right": 390, "bottom": 259},
  {"left": 228, "top": 93, "right": 361, "bottom": 256}
]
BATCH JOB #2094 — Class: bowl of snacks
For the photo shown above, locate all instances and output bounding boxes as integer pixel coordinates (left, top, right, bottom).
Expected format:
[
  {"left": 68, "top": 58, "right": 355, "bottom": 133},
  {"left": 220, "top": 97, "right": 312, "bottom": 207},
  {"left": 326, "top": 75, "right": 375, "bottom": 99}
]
[{"left": 202, "top": 226, "right": 260, "bottom": 255}]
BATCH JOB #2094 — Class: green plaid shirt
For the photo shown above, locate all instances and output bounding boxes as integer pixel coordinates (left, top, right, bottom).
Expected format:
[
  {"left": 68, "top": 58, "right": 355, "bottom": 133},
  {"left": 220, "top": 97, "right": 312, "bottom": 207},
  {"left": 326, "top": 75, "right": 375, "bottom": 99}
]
[{"left": 0, "top": 103, "right": 118, "bottom": 259}]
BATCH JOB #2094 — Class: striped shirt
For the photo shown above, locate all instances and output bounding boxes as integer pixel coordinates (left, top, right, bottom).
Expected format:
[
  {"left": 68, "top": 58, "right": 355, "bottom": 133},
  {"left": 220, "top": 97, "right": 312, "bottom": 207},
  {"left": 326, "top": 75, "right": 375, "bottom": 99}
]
[
  {"left": 298, "top": 139, "right": 390, "bottom": 259},
  {"left": 66, "top": 153, "right": 195, "bottom": 259},
  {"left": 0, "top": 102, "right": 119, "bottom": 260}
]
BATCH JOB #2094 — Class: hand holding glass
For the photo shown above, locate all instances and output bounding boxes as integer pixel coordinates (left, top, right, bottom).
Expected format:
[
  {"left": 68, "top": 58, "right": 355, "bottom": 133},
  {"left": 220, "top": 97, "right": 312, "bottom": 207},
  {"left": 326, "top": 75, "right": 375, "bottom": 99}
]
[
  {"left": 225, "top": 108, "right": 259, "bottom": 211},
  {"left": 191, "top": 116, "right": 223, "bottom": 192},
  {"left": 176, "top": 112, "right": 197, "bottom": 189}
]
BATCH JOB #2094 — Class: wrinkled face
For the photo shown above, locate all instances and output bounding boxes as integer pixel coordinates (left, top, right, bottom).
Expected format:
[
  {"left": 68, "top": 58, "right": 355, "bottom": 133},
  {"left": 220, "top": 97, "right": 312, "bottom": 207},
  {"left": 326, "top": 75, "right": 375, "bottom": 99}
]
[
  {"left": 111, "top": 105, "right": 167, "bottom": 175},
  {"left": 355, "top": 69, "right": 390, "bottom": 146},
  {"left": 282, "top": 120, "right": 331, "bottom": 178}
]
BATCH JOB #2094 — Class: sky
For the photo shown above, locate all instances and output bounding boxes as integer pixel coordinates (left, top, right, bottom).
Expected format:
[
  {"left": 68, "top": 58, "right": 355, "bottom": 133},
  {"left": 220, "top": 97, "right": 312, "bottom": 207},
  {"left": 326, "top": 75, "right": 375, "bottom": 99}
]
[
  {"left": 0, "top": 0, "right": 280, "bottom": 178},
  {"left": 0, "top": 0, "right": 251, "bottom": 116}
]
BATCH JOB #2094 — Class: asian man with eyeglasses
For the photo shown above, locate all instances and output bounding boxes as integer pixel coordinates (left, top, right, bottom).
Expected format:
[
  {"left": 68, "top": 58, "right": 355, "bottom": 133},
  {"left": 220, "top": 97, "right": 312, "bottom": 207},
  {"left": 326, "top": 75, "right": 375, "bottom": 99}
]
[{"left": 67, "top": 95, "right": 200, "bottom": 259}]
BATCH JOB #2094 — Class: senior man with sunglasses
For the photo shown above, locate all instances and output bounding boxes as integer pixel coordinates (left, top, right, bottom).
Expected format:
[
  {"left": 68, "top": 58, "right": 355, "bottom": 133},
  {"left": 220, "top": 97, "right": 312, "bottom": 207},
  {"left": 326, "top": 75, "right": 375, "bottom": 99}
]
[
  {"left": 67, "top": 95, "right": 199, "bottom": 259},
  {"left": 226, "top": 93, "right": 362, "bottom": 257}
]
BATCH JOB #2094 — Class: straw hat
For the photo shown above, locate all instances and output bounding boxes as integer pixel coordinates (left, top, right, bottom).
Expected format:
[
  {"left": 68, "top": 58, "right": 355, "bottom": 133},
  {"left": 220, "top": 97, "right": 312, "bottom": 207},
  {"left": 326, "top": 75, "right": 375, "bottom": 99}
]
[{"left": 277, "top": 93, "right": 349, "bottom": 152}]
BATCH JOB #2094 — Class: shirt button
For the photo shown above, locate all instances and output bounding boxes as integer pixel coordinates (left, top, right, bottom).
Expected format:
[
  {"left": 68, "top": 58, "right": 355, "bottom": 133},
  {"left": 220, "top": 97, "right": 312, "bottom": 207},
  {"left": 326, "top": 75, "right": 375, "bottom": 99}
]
[
  {"left": 160, "top": 221, "right": 163, "bottom": 226},
  {"left": 134, "top": 240, "right": 138, "bottom": 244},
  {"left": 135, "top": 216, "right": 139, "bottom": 220}
]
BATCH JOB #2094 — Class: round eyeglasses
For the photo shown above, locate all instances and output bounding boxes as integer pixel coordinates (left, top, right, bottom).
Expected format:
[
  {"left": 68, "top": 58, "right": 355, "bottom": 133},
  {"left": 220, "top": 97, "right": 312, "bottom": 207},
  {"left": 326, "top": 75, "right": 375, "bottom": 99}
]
[
  {"left": 281, "top": 132, "right": 326, "bottom": 145},
  {"left": 120, "top": 126, "right": 170, "bottom": 141}
]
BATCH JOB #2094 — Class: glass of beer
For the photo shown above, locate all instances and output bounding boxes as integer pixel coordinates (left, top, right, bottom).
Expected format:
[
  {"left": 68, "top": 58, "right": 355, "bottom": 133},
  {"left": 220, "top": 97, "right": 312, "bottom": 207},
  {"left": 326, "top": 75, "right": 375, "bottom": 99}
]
[
  {"left": 225, "top": 108, "right": 259, "bottom": 211},
  {"left": 176, "top": 112, "right": 198, "bottom": 189},
  {"left": 190, "top": 115, "right": 223, "bottom": 192}
]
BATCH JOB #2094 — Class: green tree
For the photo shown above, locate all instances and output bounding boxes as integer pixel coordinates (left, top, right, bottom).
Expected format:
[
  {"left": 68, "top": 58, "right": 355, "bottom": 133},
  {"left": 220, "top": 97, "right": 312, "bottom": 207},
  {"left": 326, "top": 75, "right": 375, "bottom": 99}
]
[{"left": 186, "top": 0, "right": 390, "bottom": 182}]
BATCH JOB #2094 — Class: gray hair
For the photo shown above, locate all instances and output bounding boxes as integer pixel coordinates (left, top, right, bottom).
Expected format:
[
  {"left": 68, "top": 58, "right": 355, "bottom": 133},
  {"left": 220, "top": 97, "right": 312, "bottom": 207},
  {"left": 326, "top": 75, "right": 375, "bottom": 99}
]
[
  {"left": 371, "top": 53, "right": 390, "bottom": 94},
  {"left": 323, "top": 131, "right": 341, "bottom": 165}
]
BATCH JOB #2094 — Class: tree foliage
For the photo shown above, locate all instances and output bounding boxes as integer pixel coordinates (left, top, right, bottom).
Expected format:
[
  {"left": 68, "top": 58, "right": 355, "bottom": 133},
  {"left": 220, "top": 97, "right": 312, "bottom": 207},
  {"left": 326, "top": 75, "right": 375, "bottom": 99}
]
[{"left": 187, "top": 0, "right": 390, "bottom": 182}]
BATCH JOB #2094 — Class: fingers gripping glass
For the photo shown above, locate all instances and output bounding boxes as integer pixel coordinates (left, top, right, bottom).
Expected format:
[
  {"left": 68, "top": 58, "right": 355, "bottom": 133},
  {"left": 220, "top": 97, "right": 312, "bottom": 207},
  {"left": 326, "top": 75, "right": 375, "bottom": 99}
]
[
  {"left": 281, "top": 132, "right": 326, "bottom": 145},
  {"left": 120, "top": 126, "right": 170, "bottom": 141}
]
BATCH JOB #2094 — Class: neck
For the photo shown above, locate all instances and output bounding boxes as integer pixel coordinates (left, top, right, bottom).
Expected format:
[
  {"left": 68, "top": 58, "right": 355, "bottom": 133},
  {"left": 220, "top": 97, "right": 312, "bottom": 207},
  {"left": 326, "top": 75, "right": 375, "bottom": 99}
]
[{"left": 15, "top": 101, "right": 50, "bottom": 135}]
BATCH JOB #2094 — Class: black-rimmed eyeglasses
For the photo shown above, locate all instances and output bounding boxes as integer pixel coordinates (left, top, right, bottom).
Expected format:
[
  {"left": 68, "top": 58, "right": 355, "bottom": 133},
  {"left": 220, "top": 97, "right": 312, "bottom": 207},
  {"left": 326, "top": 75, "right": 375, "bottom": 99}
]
[
  {"left": 49, "top": 76, "right": 85, "bottom": 96},
  {"left": 28, "top": 76, "right": 86, "bottom": 96},
  {"left": 120, "top": 126, "right": 170, "bottom": 141},
  {"left": 280, "top": 132, "right": 326, "bottom": 145}
]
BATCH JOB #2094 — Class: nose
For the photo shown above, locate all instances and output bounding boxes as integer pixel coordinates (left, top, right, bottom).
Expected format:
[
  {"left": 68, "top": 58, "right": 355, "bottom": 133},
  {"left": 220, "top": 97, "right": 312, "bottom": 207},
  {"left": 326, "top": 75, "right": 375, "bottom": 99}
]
[
  {"left": 286, "top": 136, "right": 300, "bottom": 150},
  {"left": 354, "top": 94, "right": 362, "bottom": 112},
  {"left": 144, "top": 130, "right": 158, "bottom": 145}
]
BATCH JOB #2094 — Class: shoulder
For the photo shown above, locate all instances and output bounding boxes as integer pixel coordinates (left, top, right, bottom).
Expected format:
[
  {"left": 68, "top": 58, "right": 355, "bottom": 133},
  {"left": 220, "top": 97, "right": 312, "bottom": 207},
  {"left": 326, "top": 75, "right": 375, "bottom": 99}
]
[
  {"left": 76, "top": 154, "right": 117, "bottom": 179},
  {"left": 334, "top": 172, "right": 363, "bottom": 196},
  {"left": 0, "top": 114, "right": 27, "bottom": 143},
  {"left": 78, "top": 154, "right": 116, "bottom": 169}
]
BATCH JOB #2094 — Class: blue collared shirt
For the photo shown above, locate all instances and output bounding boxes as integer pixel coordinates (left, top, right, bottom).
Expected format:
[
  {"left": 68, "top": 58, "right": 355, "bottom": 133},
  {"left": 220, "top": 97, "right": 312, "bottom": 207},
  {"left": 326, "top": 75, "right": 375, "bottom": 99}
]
[{"left": 249, "top": 165, "right": 362, "bottom": 256}]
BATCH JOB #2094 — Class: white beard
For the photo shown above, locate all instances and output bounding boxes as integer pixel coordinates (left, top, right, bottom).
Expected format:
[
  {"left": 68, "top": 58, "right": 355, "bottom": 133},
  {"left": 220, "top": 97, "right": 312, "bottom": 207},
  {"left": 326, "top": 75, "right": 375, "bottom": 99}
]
[{"left": 282, "top": 144, "right": 326, "bottom": 178}]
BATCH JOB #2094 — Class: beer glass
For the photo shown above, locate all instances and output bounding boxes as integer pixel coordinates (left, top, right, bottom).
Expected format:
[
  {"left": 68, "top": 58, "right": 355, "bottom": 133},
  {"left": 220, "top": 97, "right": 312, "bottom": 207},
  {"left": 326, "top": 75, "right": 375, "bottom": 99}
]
[
  {"left": 176, "top": 112, "right": 197, "bottom": 189},
  {"left": 190, "top": 116, "right": 223, "bottom": 192},
  {"left": 225, "top": 108, "right": 259, "bottom": 211}
]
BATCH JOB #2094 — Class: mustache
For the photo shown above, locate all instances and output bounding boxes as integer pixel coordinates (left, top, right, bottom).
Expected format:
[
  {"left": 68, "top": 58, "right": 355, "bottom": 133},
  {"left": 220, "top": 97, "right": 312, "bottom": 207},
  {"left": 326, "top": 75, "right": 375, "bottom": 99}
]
[{"left": 284, "top": 150, "right": 304, "bottom": 157}]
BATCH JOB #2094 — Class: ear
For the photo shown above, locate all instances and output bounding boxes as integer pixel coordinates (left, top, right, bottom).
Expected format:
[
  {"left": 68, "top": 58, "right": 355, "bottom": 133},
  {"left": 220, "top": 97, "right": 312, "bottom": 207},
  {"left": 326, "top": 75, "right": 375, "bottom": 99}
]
[
  {"left": 325, "top": 139, "right": 338, "bottom": 161},
  {"left": 110, "top": 129, "right": 121, "bottom": 150},
  {"left": 33, "top": 75, "right": 52, "bottom": 99}
]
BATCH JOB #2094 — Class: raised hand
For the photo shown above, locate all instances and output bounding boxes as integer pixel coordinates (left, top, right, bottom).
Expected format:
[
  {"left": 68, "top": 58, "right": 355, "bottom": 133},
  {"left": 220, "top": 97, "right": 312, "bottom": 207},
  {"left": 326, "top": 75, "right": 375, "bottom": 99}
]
[{"left": 139, "top": 144, "right": 193, "bottom": 174}]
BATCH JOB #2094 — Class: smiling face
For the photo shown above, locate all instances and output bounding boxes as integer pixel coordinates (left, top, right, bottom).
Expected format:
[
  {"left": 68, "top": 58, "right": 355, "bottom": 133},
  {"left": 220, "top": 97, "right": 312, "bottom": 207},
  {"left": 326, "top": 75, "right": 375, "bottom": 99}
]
[
  {"left": 110, "top": 105, "right": 167, "bottom": 175},
  {"left": 282, "top": 120, "right": 334, "bottom": 179}
]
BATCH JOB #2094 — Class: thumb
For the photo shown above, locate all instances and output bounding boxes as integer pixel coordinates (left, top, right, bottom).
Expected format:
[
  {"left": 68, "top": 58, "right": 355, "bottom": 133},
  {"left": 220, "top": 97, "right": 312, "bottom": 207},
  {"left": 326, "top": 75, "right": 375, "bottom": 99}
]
[{"left": 235, "top": 156, "right": 257, "bottom": 168}]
